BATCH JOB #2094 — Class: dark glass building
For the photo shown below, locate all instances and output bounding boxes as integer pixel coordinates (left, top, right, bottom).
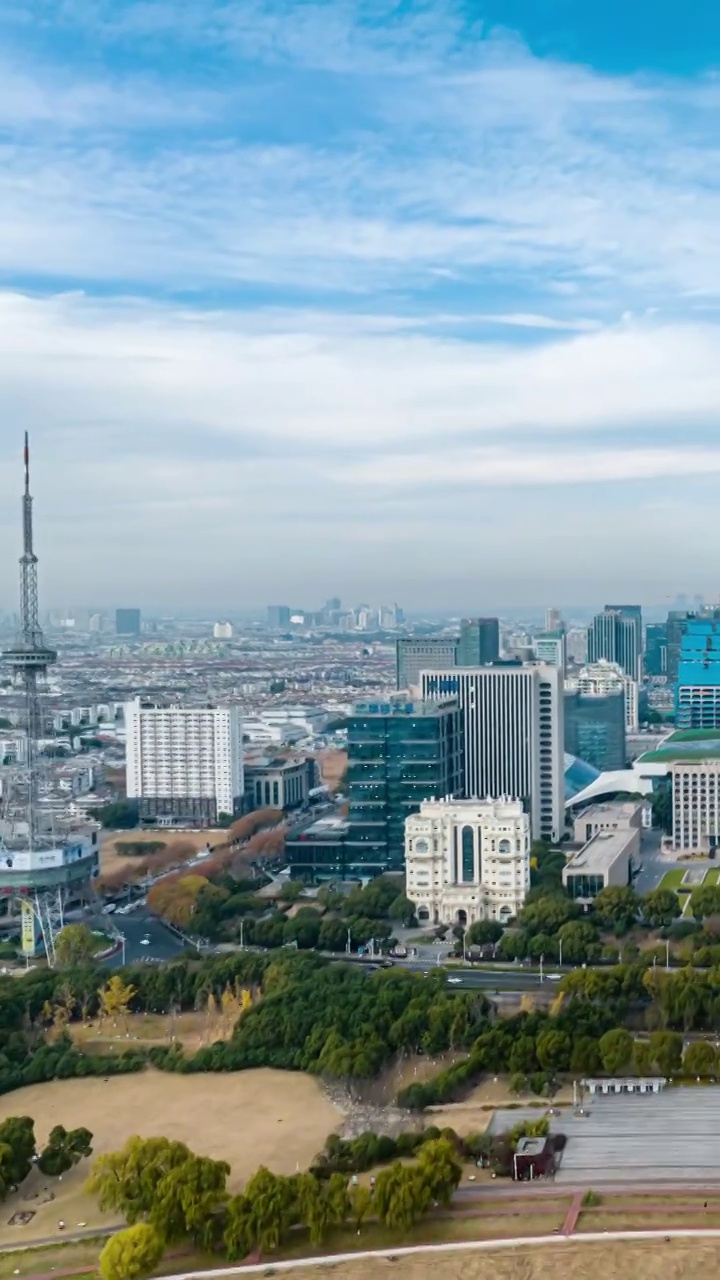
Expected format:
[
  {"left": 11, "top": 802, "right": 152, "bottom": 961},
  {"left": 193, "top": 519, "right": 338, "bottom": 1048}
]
[
  {"left": 644, "top": 623, "right": 667, "bottom": 677},
  {"left": 457, "top": 618, "right": 500, "bottom": 666},
  {"left": 564, "top": 689, "right": 626, "bottom": 772},
  {"left": 115, "top": 608, "right": 141, "bottom": 636},
  {"left": 344, "top": 698, "right": 463, "bottom": 877}
]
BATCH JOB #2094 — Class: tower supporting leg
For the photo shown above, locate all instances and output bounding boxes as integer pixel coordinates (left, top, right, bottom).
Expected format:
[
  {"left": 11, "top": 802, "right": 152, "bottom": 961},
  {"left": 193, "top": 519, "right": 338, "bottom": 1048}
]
[{"left": 29, "top": 888, "right": 65, "bottom": 968}]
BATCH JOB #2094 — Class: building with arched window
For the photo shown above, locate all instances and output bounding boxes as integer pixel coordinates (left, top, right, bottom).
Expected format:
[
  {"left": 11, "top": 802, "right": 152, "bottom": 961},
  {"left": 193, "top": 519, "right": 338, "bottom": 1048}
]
[{"left": 405, "top": 798, "right": 530, "bottom": 926}]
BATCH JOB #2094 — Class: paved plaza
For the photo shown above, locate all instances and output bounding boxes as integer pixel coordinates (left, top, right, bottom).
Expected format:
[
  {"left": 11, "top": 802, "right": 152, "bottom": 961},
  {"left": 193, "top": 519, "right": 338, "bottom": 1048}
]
[{"left": 491, "top": 1088, "right": 720, "bottom": 1183}]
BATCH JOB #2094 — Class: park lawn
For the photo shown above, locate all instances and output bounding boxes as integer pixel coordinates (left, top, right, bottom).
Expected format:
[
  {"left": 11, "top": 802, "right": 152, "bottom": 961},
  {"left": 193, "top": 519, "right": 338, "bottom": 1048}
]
[
  {"left": 0, "top": 1240, "right": 104, "bottom": 1280},
  {"left": 276, "top": 1211, "right": 566, "bottom": 1260},
  {"left": 659, "top": 868, "right": 690, "bottom": 890},
  {"left": 578, "top": 1209, "right": 720, "bottom": 1231}
]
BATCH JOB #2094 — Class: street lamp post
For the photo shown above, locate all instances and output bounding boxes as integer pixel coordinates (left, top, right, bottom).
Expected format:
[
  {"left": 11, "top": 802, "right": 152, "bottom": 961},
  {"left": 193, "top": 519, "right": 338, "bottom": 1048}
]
[
  {"left": 119, "top": 933, "right": 126, "bottom": 967},
  {"left": 239, "top": 920, "right": 244, "bottom": 950},
  {"left": 346, "top": 927, "right": 352, "bottom": 955},
  {"left": 558, "top": 938, "right": 563, "bottom": 968},
  {"left": 666, "top": 938, "right": 670, "bottom": 971},
  {"left": 539, "top": 953, "right": 544, "bottom": 983}
]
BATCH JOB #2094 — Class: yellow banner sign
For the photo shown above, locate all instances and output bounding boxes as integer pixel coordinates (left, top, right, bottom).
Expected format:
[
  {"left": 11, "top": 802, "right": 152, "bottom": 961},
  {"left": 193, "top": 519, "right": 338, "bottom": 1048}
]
[{"left": 20, "top": 901, "right": 35, "bottom": 955}]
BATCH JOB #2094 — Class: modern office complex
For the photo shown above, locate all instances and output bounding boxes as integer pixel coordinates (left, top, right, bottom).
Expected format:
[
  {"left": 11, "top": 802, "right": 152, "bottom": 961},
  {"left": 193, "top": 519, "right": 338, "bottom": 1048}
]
[
  {"left": 644, "top": 623, "right": 667, "bottom": 677},
  {"left": 565, "top": 660, "right": 638, "bottom": 733},
  {"left": 457, "top": 617, "right": 500, "bottom": 666},
  {"left": 396, "top": 636, "right": 459, "bottom": 690},
  {"left": 564, "top": 687, "right": 626, "bottom": 771},
  {"left": 421, "top": 664, "right": 564, "bottom": 842},
  {"left": 671, "top": 760, "right": 720, "bottom": 852},
  {"left": 124, "top": 698, "right": 244, "bottom": 825},
  {"left": 405, "top": 797, "right": 530, "bottom": 926},
  {"left": 115, "top": 608, "right": 141, "bottom": 636},
  {"left": 545, "top": 608, "right": 564, "bottom": 635},
  {"left": 588, "top": 608, "right": 641, "bottom": 682},
  {"left": 344, "top": 697, "right": 463, "bottom": 876},
  {"left": 676, "top": 616, "right": 720, "bottom": 728},
  {"left": 285, "top": 815, "right": 350, "bottom": 880}
]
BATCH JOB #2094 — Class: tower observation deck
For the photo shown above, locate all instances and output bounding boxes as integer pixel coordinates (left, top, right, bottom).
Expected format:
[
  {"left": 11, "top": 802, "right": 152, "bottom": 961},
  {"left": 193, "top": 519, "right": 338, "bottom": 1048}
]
[{"left": 1, "top": 436, "right": 98, "bottom": 965}]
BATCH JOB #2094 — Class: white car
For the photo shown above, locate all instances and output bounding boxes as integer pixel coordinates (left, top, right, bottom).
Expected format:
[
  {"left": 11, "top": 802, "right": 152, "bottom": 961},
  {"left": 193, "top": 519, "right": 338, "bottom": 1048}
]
[
  {"left": 140, "top": 938, "right": 150, "bottom": 946},
  {"left": 447, "top": 976, "right": 463, "bottom": 984}
]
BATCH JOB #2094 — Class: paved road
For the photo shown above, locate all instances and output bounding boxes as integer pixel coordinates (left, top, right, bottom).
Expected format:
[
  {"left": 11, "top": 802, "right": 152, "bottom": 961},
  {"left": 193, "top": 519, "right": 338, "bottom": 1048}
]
[{"left": 88, "top": 909, "right": 189, "bottom": 967}]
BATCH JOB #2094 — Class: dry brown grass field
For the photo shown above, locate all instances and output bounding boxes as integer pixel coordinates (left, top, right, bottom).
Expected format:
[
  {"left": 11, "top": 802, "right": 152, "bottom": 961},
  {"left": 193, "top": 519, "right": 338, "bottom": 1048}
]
[
  {"left": 275, "top": 1239, "right": 720, "bottom": 1280},
  {"left": 0, "top": 1069, "right": 340, "bottom": 1246},
  {"left": 100, "top": 828, "right": 225, "bottom": 875}
]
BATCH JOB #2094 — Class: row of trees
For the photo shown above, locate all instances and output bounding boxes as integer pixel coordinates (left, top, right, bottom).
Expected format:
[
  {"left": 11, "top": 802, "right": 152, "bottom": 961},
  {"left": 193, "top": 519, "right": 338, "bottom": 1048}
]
[
  {"left": 490, "top": 884, "right": 684, "bottom": 966},
  {"left": 94, "top": 1132, "right": 462, "bottom": 1279},
  {"left": 151, "top": 871, "right": 415, "bottom": 949}
]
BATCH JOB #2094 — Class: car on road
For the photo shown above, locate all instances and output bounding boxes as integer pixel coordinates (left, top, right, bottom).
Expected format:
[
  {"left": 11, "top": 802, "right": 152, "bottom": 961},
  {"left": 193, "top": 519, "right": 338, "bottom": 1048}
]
[
  {"left": 447, "top": 976, "right": 463, "bottom": 984},
  {"left": 140, "top": 936, "right": 151, "bottom": 946}
]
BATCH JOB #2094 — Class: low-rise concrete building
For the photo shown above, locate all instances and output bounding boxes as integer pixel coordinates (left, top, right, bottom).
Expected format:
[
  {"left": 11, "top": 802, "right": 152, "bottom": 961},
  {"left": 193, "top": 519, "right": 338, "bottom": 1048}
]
[
  {"left": 562, "top": 826, "right": 639, "bottom": 902},
  {"left": 573, "top": 800, "right": 644, "bottom": 845}
]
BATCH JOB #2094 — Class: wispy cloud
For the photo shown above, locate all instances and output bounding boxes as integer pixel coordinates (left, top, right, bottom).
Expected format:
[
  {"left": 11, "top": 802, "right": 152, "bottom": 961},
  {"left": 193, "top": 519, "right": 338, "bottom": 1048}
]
[{"left": 1, "top": 1, "right": 720, "bottom": 602}]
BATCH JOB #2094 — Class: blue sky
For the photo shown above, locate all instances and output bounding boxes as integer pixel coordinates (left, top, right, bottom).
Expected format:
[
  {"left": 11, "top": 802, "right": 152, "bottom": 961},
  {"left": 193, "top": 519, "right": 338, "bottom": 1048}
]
[{"left": 1, "top": 0, "right": 720, "bottom": 609}]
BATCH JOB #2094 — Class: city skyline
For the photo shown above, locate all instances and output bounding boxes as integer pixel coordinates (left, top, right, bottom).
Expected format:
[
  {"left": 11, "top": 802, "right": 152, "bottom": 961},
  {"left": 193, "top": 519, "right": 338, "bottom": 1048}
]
[{"left": 2, "top": 3, "right": 720, "bottom": 602}]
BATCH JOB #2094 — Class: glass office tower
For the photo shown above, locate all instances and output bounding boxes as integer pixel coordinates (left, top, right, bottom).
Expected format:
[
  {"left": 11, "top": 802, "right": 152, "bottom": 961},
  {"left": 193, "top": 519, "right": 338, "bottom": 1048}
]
[{"left": 344, "top": 698, "right": 463, "bottom": 877}]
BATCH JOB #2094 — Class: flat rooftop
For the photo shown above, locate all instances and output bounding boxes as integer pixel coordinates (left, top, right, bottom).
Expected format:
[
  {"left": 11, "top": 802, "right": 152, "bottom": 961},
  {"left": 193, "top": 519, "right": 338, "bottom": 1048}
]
[
  {"left": 563, "top": 827, "right": 636, "bottom": 874},
  {"left": 577, "top": 800, "right": 643, "bottom": 821}
]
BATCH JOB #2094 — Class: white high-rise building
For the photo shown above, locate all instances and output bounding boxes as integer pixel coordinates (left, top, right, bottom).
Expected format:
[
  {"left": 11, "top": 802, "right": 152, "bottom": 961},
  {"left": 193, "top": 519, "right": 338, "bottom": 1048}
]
[
  {"left": 421, "top": 664, "right": 564, "bottom": 842},
  {"left": 124, "top": 698, "right": 243, "bottom": 826},
  {"left": 671, "top": 760, "right": 720, "bottom": 853},
  {"left": 213, "top": 621, "right": 234, "bottom": 639},
  {"left": 405, "top": 798, "right": 530, "bottom": 926},
  {"left": 565, "top": 660, "right": 638, "bottom": 732}
]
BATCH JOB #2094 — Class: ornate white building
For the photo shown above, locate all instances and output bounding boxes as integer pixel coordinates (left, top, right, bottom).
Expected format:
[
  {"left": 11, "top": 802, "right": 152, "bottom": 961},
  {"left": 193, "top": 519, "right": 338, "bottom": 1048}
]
[{"left": 405, "top": 798, "right": 531, "bottom": 927}]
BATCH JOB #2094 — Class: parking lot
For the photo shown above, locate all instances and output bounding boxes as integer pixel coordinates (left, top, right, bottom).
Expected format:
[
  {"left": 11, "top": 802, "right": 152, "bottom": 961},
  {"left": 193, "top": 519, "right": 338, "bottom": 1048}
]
[{"left": 490, "top": 1088, "right": 720, "bottom": 1182}]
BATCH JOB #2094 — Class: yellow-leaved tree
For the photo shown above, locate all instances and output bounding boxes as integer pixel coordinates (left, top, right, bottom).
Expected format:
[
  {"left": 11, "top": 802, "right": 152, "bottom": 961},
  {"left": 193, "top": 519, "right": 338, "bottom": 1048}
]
[{"left": 98, "top": 975, "right": 136, "bottom": 1026}]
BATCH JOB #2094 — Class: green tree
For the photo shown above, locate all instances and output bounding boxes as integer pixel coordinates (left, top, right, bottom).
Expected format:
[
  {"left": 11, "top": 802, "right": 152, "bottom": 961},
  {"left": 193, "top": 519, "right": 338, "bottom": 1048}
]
[
  {"left": 374, "top": 1162, "right": 432, "bottom": 1231},
  {"left": 388, "top": 894, "right": 416, "bottom": 925},
  {"left": 556, "top": 920, "right": 601, "bottom": 963},
  {"left": 649, "top": 1030, "right": 683, "bottom": 1075},
  {"left": 55, "top": 924, "right": 99, "bottom": 969},
  {"left": 683, "top": 1040, "right": 717, "bottom": 1077},
  {"left": 349, "top": 1183, "right": 373, "bottom": 1232},
  {"left": 689, "top": 884, "right": 720, "bottom": 920},
  {"left": 535, "top": 1029, "right": 571, "bottom": 1073},
  {"left": 236, "top": 1166, "right": 297, "bottom": 1253},
  {"left": 150, "top": 1152, "right": 230, "bottom": 1247},
  {"left": 86, "top": 1136, "right": 194, "bottom": 1222},
  {"left": 99, "top": 801, "right": 139, "bottom": 830},
  {"left": 416, "top": 1137, "right": 462, "bottom": 1206},
  {"left": 98, "top": 1224, "right": 164, "bottom": 1280},
  {"left": 278, "top": 881, "right": 305, "bottom": 904},
  {"left": 318, "top": 917, "right": 349, "bottom": 952},
  {"left": 598, "top": 1028, "right": 633, "bottom": 1075},
  {"left": 466, "top": 920, "right": 504, "bottom": 947},
  {"left": 518, "top": 895, "right": 575, "bottom": 936},
  {"left": 641, "top": 888, "right": 681, "bottom": 929},
  {"left": 39, "top": 1125, "right": 93, "bottom": 1176},
  {"left": 592, "top": 886, "right": 639, "bottom": 931},
  {"left": 0, "top": 1116, "right": 35, "bottom": 1188}
]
